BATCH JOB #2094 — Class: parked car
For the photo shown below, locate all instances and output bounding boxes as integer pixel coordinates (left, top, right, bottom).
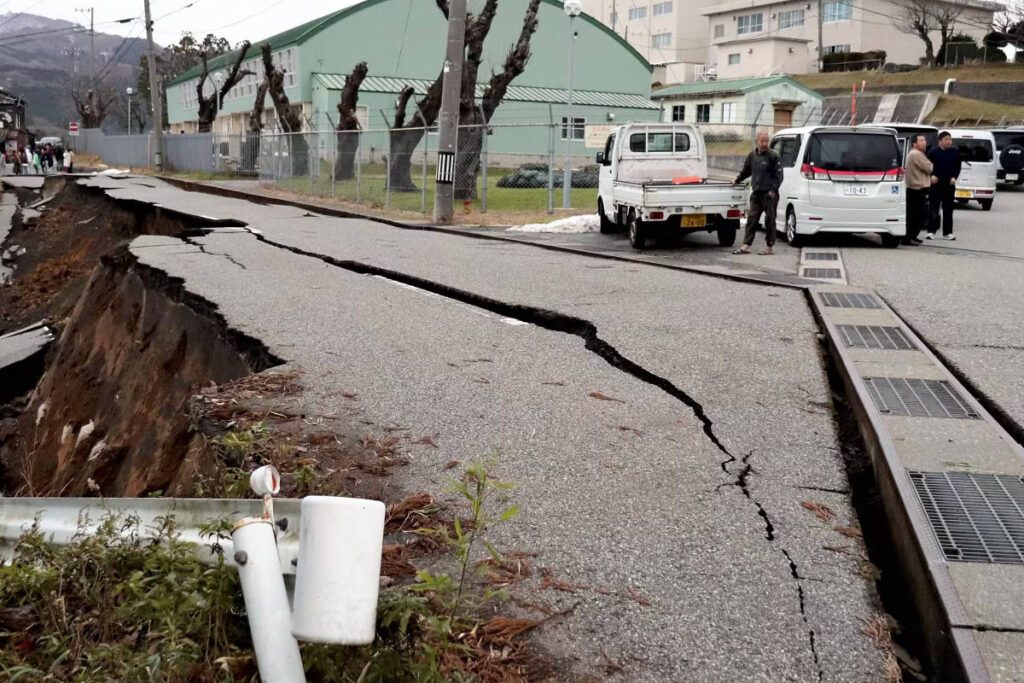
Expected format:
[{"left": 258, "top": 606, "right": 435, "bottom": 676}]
[
  {"left": 595, "top": 122, "right": 747, "bottom": 249},
  {"left": 992, "top": 128, "right": 1024, "bottom": 186},
  {"left": 496, "top": 163, "right": 598, "bottom": 188},
  {"left": 769, "top": 126, "right": 905, "bottom": 248},
  {"left": 947, "top": 129, "right": 997, "bottom": 211},
  {"left": 865, "top": 123, "right": 937, "bottom": 165}
]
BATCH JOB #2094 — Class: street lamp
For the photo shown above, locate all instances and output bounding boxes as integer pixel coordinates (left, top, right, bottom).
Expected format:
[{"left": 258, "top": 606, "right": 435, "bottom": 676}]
[
  {"left": 213, "top": 71, "right": 224, "bottom": 132},
  {"left": 126, "top": 87, "right": 133, "bottom": 135},
  {"left": 562, "top": 0, "right": 582, "bottom": 209}
]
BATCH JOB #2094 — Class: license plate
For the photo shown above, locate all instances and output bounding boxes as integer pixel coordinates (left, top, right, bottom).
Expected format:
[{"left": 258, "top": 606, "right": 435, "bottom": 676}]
[
  {"left": 1007, "top": 173, "right": 1018, "bottom": 181},
  {"left": 843, "top": 185, "right": 868, "bottom": 196},
  {"left": 955, "top": 190, "right": 971, "bottom": 198},
  {"left": 681, "top": 214, "right": 706, "bottom": 228}
]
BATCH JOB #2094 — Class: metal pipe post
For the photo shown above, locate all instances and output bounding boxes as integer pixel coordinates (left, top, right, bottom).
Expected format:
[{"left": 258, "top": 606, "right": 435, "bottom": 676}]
[
  {"left": 547, "top": 108, "right": 555, "bottom": 215},
  {"left": 562, "top": 18, "right": 577, "bottom": 209},
  {"left": 480, "top": 116, "right": 488, "bottom": 213},
  {"left": 232, "top": 519, "right": 305, "bottom": 683},
  {"left": 356, "top": 136, "right": 361, "bottom": 203},
  {"left": 421, "top": 127, "right": 428, "bottom": 214},
  {"left": 385, "top": 138, "right": 392, "bottom": 209}
]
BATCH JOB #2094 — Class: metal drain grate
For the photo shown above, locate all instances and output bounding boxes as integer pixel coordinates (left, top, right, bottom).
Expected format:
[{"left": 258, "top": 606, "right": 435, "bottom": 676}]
[
  {"left": 863, "top": 377, "right": 979, "bottom": 419},
  {"left": 837, "top": 325, "right": 916, "bottom": 350},
  {"left": 910, "top": 471, "right": 1024, "bottom": 564},
  {"left": 802, "top": 268, "right": 843, "bottom": 279},
  {"left": 805, "top": 252, "right": 839, "bottom": 261},
  {"left": 821, "top": 292, "right": 881, "bottom": 309}
]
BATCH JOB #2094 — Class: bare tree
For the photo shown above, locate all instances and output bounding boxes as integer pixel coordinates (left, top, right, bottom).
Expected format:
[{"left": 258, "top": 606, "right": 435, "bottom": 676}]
[
  {"left": 241, "top": 78, "right": 269, "bottom": 172},
  {"left": 195, "top": 41, "right": 253, "bottom": 133},
  {"left": 385, "top": 0, "right": 541, "bottom": 195},
  {"left": 335, "top": 62, "right": 368, "bottom": 180},
  {"left": 260, "top": 43, "right": 308, "bottom": 175},
  {"left": 67, "top": 77, "right": 118, "bottom": 128},
  {"left": 896, "top": 0, "right": 966, "bottom": 66}
]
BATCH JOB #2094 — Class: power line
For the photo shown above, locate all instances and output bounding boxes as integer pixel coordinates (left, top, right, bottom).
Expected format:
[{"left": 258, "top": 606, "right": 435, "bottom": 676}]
[{"left": 0, "top": 0, "right": 46, "bottom": 32}]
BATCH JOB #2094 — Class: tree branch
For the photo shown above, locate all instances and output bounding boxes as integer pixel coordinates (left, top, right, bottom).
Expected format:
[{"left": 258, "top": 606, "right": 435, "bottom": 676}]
[
  {"left": 482, "top": 0, "right": 541, "bottom": 121},
  {"left": 337, "top": 61, "right": 368, "bottom": 131},
  {"left": 394, "top": 86, "right": 415, "bottom": 128},
  {"left": 436, "top": 0, "right": 449, "bottom": 19}
]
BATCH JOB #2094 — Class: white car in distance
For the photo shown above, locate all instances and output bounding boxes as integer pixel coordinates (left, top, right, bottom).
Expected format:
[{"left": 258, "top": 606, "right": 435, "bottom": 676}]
[{"left": 946, "top": 129, "right": 998, "bottom": 211}]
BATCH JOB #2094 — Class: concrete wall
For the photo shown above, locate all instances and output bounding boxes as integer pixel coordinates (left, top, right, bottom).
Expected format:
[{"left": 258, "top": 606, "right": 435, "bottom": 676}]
[
  {"left": 581, "top": 0, "right": 723, "bottom": 65},
  {"left": 712, "top": 39, "right": 813, "bottom": 79}
]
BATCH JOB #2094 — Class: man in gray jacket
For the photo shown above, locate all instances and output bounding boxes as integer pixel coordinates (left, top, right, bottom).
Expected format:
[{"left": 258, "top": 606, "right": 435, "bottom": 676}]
[{"left": 732, "top": 131, "right": 784, "bottom": 255}]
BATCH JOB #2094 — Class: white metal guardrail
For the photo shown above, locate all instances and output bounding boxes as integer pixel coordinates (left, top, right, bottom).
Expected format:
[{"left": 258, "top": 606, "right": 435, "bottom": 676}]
[{"left": 0, "top": 495, "right": 302, "bottom": 574}]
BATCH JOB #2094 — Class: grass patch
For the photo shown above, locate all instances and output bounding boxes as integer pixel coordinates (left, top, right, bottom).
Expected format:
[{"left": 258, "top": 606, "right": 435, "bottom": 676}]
[
  {"left": 925, "top": 94, "right": 1024, "bottom": 126},
  {"left": 793, "top": 63, "right": 1024, "bottom": 91},
  {"left": 271, "top": 163, "right": 597, "bottom": 219}
]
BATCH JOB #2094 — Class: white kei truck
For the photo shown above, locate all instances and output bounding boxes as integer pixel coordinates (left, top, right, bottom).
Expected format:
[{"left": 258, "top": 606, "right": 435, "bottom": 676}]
[{"left": 595, "top": 123, "right": 748, "bottom": 250}]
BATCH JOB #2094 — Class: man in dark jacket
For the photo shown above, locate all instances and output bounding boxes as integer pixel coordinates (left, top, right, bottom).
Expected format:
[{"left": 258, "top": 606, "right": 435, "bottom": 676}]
[
  {"left": 926, "top": 131, "right": 961, "bottom": 240},
  {"left": 732, "top": 131, "right": 784, "bottom": 255}
]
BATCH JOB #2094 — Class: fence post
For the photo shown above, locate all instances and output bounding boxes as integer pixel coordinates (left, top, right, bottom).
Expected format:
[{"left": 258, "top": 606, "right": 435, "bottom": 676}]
[
  {"left": 547, "top": 105, "right": 555, "bottom": 214},
  {"left": 356, "top": 134, "right": 362, "bottom": 203},
  {"left": 480, "top": 109, "right": 488, "bottom": 214},
  {"left": 385, "top": 133, "right": 392, "bottom": 210},
  {"left": 750, "top": 104, "right": 764, "bottom": 146},
  {"left": 421, "top": 126, "right": 428, "bottom": 214},
  {"left": 331, "top": 140, "right": 337, "bottom": 199}
]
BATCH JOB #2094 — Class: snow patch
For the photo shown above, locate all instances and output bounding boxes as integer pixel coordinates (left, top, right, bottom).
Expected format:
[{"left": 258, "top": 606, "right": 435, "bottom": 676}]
[
  {"left": 507, "top": 214, "right": 600, "bottom": 234},
  {"left": 35, "top": 401, "right": 48, "bottom": 426},
  {"left": 75, "top": 420, "right": 95, "bottom": 448}
]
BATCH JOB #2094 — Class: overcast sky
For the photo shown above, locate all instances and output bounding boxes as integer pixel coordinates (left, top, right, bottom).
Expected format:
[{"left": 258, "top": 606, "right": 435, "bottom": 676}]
[{"left": 4, "top": 0, "right": 366, "bottom": 46}]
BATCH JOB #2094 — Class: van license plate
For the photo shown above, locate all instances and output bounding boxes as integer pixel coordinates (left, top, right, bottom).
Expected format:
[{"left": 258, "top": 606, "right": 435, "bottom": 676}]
[
  {"left": 955, "top": 190, "right": 971, "bottom": 198},
  {"left": 681, "top": 215, "right": 706, "bottom": 228},
  {"left": 1007, "top": 173, "right": 1019, "bottom": 181},
  {"left": 843, "top": 185, "right": 868, "bottom": 196}
]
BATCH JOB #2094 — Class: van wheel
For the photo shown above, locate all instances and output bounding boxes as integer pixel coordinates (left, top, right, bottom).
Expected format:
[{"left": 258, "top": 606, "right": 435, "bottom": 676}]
[
  {"left": 717, "top": 220, "right": 738, "bottom": 246},
  {"left": 980, "top": 199, "right": 993, "bottom": 211},
  {"left": 628, "top": 212, "right": 647, "bottom": 250},
  {"left": 598, "top": 199, "right": 616, "bottom": 233},
  {"left": 785, "top": 209, "right": 803, "bottom": 248},
  {"left": 881, "top": 234, "right": 901, "bottom": 249}
]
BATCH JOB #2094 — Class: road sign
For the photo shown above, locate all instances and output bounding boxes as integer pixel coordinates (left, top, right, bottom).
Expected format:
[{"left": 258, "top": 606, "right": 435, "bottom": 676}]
[{"left": 69, "top": 122, "right": 80, "bottom": 136}]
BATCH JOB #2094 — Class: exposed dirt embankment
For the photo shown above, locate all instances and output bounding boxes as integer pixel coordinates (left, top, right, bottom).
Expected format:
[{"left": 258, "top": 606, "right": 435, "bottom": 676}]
[{"left": 1, "top": 249, "right": 275, "bottom": 496}]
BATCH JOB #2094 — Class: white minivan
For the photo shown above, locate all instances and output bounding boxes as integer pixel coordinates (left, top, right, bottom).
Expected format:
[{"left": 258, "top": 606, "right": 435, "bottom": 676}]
[
  {"left": 947, "top": 129, "right": 998, "bottom": 211},
  {"left": 769, "top": 126, "right": 906, "bottom": 248}
]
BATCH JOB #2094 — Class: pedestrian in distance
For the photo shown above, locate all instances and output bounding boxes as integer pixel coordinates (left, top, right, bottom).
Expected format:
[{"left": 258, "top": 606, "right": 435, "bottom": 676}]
[
  {"left": 926, "top": 131, "right": 961, "bottom": 241},
  {"left": 731, "top": 130, "right": 784, "bottom": 255},
  {"left": 903, "top": 133, "right": 933, "bottom": 245},
  {"left": 62, "top": 149, "right": 73, "bottom": 174},
  {"left": 32, "top": 148, "right": 41, "bottom": 175}
]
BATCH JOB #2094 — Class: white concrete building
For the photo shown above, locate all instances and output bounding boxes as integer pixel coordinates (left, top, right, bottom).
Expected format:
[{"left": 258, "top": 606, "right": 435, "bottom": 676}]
[{"left": 701, "top": 0, "right": 999, "bottom": 80}]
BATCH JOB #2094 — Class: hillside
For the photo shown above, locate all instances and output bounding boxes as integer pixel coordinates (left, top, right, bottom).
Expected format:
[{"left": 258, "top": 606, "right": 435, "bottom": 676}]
[
  {"left": 793, "top": 63, "right": 1024, "bottom": 92},
  {"left": 0, "top": 12, "right": 151, "bottom": 135}
]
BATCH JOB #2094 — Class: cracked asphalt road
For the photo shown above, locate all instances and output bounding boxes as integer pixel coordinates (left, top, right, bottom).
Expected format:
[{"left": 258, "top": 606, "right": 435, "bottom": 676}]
[{"left": 89, "top": 176, "right": 885, "bottom": 680}]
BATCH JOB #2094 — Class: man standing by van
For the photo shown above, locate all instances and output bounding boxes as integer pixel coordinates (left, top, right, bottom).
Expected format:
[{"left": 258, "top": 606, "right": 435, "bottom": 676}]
[
  {"left": 732, "top": 131, "right": 784, "bottom": 255},
  {"left": 904, "top": 133, "right": 933, "bottom": 245},
  {"left": 927, "top": 131, "right": 961, "bottom": 240}
]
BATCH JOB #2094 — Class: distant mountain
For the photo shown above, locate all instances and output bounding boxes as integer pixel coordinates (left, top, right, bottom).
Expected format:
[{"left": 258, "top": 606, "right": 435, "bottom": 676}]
[{"left": 0, "top": 12, "right": 153, "bottom": 135}]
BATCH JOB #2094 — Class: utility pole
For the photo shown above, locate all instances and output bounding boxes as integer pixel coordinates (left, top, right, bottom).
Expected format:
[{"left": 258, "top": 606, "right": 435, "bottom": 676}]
[
  {"left": 433, "top": 0, "right": 466, "bottom": 223},
  {"left": 817, "top": 0, "right": 824, "bottom": 72},
  {"left": 76, "top": 7, "right": 94, "bottom": 80},
  {"left": 144, "top": 0, "right": 164, "bottom": 171}
]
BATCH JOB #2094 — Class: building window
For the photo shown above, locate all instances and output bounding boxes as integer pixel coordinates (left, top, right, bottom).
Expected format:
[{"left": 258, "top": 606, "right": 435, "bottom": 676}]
[
  {"left": 671, "top": 105, "right": 686, "bottom": 121},
  {"left": 713, "top": 23, "right": 724, "bottom": 38},
  {"left": 628, "top": 7, "right": 646, "bottom": 20},
  {"left": 653, "top": 2, "right": 672, "bottom": 15},
  {"left": 823, "top": 0, "right": 852, "bottom": 23},
  {"left": 561, "top": 116, "right": 585, "bottom": 140},
  {"left": 778, "top": 9, "right": 804, "bottom": 28},
  {"left": 721, "top": 102, "right": 737, "bottom": 123},
  {"left": 727, "top": 53, "right": 741, "bottom": 65},
  {"left": 652, "top": 33, "right": 671, "bottom": 48},
  {"left": 737, "top": 13, "right": 763, "bottom": 35},
  {"left": 825, "top": 43, "right": 852, "bottom": 53},
  {"left": 696, "top": 104, "right": 711, "bottom": 123}
]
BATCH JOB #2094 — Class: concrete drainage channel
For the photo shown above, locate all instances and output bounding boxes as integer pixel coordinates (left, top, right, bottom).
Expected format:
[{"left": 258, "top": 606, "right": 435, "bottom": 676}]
[
  {"left": 48, "top": 176, "right": 1024, "bottom": 680},
  {"left": 808, "top": 285, "right": 1024, "bottom": 683}
]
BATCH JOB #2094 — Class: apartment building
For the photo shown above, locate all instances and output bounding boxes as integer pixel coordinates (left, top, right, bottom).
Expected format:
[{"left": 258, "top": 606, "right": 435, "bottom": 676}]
[
  {"left": 702, "top": 0, "right": 998, "bottom": 80},
  {"left": 580, "top": 0, "right": 726, "bottom": 82}
]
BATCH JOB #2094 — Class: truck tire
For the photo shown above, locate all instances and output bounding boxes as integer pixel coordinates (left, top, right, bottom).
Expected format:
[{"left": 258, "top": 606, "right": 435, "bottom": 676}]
[
  {"left": 717, "top": 220, "right": 738, "bottom": 246},
  {"left": 980, "top": 198, "right": 993, "bottom": 211},
  {"left": 784, "top": 209, "right": 804, "bottom": 248},
  {"left": 598, "top": 199, "right": 616, "bottom": 234},
  {"left": 628, "top": 212, "right": 647, "bottom": 250}
]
